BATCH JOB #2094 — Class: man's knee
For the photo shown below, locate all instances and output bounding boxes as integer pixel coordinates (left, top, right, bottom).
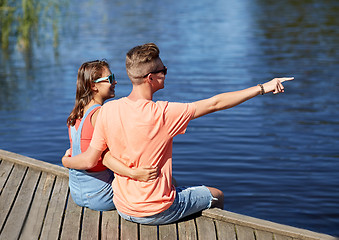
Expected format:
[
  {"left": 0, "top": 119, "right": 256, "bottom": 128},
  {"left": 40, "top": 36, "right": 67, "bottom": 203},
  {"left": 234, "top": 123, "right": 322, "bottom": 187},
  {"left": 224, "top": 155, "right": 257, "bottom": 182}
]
[{"left": 206, "top": 187, "right": 224, "bottom": 209}]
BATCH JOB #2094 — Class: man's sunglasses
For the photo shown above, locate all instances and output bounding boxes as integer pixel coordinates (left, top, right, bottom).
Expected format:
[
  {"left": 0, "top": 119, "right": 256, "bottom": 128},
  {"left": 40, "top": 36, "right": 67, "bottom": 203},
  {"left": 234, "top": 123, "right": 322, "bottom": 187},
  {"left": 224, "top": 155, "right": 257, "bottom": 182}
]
[
  {"left": 143, "top": 66, "right": 167, "bottom": 78},
  {"left": 94, "top": 74, "right": 115, "bottom": 84}
]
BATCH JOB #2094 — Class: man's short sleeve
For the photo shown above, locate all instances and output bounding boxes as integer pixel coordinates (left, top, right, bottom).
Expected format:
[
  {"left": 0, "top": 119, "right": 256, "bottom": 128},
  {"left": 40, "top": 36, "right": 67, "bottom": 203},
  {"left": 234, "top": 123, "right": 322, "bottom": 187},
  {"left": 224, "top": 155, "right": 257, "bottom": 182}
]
[
  {"left": 90, "top": 107, "right": 108, "bottom": 151},
  {"left": 163, "top": 102, "right": 196, "bottom": 137}
]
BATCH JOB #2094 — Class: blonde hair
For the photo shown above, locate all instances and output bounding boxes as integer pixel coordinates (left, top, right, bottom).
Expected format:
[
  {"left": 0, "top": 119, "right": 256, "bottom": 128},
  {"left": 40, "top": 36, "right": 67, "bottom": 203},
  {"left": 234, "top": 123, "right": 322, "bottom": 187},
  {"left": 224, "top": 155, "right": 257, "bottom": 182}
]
[{"left": 126, "top": 43, "right": 160, "bottom": 84}]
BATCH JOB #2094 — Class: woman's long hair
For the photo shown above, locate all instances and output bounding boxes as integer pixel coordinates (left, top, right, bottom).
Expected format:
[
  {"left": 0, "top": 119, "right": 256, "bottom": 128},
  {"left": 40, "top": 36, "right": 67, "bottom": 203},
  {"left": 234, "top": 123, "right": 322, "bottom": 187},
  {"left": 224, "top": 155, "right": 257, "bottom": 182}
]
[{"left": 67, "top": 60, "right": 109, "bottom": 127}]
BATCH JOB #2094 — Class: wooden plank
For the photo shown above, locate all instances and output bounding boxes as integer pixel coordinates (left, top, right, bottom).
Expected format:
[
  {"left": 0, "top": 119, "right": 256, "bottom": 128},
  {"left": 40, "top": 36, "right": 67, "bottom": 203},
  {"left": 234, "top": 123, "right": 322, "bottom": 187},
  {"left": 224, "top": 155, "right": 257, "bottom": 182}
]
[
  {"left": 120, "top": 217, "right": 138, "bottom": 240},
  {"left": 159, "top": 223, "right": 177, "bottom": 240},
  {"left": 214, "top": 220, "right": 236, "bottom": 240},
  {"left": 255, "top": 229, "right": 274, "bottom": 240},
  {"left": 60, "top": 194, "right": 82, "bottom": 240},
  {"left": 1, "top": 167, "right": 41, "bottom": 239},
  {"left": 80, "top": 207, "right": 100, "bottom": 240},
  {"left": 235, "top": 225, "right": 255, "bottom": 240},
  {"left": 274, "top": 234, "right": 293, "bottom": 240},
  {"left": 139, "top": 224, "right": 158, "bottom": 240},
  {"left": 0, "top": 164, "right": 27, "bottom": 230},
  {"left": 1, "top": 150, "right": 337, "bottom": 240},
  {"left": 178, "top": 218, "right": 197, "bottom": 240},
  {"left": 20, "top": 172, "right": 56, "bottom": 239},
  {"left": 40, "top": 176, "right": 69, "bottom": 240},
  {"left": 0, "top": 160, "right": 14, "bottom": 194},
  {"left": 101, "top": 210, "right": 120, "bottom": 240},
  {"left": 0, "top": 149, "right": 68, "bottom": 177},
  {"left": 195, "top": 216, "right": 217, "bottom": 240},
  {"left": 202, "top": 209, "right": 336, "bottom": 240}
]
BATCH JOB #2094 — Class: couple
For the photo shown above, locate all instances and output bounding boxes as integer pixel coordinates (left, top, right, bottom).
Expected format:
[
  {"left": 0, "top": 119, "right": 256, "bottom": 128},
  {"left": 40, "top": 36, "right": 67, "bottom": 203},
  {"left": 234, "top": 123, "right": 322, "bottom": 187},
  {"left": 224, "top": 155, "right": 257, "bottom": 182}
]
[{"left": 62, "top": 42, "right": 293, "bottom": 225}]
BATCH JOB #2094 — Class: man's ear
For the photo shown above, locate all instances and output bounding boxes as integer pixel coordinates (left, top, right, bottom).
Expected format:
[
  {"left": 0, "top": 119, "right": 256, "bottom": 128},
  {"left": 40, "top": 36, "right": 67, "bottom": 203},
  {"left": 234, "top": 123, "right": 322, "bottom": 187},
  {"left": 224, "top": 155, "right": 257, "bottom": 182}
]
[{"left": 145, "top": 74, "right": 153, "bottom": 83}]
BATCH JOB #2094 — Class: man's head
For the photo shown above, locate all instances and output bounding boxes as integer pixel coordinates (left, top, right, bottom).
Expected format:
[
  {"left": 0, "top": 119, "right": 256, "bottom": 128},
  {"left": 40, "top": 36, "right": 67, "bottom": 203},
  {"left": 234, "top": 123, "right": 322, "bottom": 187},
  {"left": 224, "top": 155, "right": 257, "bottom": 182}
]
[{"left": 126, "top": 43, "right": 165, "bottom": 85}]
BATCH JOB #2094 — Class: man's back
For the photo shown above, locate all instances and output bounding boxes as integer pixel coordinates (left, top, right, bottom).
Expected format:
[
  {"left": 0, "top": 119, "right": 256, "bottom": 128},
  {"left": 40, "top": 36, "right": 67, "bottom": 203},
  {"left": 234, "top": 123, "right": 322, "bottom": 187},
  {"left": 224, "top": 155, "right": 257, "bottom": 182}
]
[{"left": 91, "top": 97, "right": 196, "bottom": 217}]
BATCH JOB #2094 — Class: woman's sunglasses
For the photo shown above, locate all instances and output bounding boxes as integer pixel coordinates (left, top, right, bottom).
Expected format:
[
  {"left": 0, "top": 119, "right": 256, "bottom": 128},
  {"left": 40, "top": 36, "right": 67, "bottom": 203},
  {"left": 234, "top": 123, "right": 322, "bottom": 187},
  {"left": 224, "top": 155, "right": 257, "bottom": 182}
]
[{"left": 94, "top": 74, "right": 115, "bottom": 84}]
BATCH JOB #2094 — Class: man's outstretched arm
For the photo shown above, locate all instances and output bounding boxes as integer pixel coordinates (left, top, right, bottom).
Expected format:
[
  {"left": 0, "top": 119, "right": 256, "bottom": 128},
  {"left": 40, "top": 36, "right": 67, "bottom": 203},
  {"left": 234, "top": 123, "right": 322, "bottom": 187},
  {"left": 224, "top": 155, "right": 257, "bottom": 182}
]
[{"left": 193, "top": 77, "right": 293, "bottom": 119}]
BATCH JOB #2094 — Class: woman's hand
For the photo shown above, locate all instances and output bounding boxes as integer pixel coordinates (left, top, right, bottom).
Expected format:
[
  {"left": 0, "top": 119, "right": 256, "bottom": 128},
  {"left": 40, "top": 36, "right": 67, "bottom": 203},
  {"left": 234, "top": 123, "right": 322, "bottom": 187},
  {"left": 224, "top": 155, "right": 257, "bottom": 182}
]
[
  {"left": 263, "top": 77, "right": 294, "bottom": 94},
  {"left": 102, "top": 151, "right": 159, "bottom": 181},
  {"left": 131, "top": 166, "right": 159, "bottom": 182}
]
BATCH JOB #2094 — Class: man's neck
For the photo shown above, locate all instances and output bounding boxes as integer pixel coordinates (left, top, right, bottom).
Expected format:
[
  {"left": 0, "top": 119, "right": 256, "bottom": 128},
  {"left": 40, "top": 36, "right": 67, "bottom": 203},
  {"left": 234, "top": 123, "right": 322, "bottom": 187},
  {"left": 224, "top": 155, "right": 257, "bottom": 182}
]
[{"left": 127, "top": 84, "right": 153, "bottom": 101}]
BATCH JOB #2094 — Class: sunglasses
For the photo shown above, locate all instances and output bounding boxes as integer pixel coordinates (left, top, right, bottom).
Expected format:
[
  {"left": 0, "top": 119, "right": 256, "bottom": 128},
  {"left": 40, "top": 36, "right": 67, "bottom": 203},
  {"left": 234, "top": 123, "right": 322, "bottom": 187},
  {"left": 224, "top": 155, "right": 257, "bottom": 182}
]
[
  {"left": 143, "top": 66, "right": 167, "bottom": 78},
  {"left": 94, "top": 74, "right": 115, "bottom": 84}
]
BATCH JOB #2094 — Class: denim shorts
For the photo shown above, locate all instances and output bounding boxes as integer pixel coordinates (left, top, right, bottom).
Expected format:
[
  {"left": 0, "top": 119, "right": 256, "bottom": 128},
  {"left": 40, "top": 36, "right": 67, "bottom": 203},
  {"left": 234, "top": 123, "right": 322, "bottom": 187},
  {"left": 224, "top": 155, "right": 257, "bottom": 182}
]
[
  {"left": 69, "top": 168, "right": 115, "bottom": 211},
  {"left": 117, "top": 186, "right": 213, "bottom": 225}
]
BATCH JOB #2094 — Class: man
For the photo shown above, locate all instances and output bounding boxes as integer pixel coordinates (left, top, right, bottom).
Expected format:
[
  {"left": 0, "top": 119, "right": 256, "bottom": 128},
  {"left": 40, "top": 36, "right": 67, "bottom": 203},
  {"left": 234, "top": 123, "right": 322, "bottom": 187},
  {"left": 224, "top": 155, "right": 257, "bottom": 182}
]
[{"left": 62, "top": 43, "right": 293, "bottom": 225}]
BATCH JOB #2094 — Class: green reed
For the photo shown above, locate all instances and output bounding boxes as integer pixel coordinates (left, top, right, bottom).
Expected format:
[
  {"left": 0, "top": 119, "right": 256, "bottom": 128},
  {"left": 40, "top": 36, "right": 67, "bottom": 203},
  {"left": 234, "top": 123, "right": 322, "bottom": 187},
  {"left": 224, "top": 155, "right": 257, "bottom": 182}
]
[{"left": 0, "top": 0, "right": 65, "bottom": 50}]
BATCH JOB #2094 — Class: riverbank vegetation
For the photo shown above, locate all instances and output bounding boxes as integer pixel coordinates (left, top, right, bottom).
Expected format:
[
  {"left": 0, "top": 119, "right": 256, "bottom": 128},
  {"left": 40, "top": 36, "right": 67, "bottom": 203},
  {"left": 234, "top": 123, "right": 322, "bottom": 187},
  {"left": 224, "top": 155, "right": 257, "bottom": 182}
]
[{"left": 0, "top": 0, "right": 65, "bottom": 50}]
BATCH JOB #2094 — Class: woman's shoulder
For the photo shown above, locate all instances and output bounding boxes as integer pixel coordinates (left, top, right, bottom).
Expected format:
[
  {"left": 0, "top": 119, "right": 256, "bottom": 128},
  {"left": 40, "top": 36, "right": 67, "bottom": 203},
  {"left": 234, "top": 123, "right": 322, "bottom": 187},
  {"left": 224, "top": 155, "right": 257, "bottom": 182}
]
[{"left": 89, "top": 105, "right": 101, "bottom": 126}]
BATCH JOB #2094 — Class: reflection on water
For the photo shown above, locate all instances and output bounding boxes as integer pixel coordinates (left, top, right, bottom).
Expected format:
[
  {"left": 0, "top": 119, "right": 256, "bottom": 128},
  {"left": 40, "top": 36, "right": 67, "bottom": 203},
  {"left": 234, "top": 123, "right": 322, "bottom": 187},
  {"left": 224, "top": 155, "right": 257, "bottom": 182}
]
[
  {"left": 0, "top": 0, "right": 65, "bottom": 50},
  {"left": 0, "top": 0, "right": 338, "bottom": 236},
  {"left": 0, "top": 0, "right": 68, "bottom": 112}
]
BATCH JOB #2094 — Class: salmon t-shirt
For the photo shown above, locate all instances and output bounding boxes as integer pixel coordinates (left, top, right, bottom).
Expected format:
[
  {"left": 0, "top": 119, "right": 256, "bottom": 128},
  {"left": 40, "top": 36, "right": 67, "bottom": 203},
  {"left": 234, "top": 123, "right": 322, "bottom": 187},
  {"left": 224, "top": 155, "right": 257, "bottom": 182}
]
[{"left": 90, "top": 97, "right": 196, "bottom": 217}]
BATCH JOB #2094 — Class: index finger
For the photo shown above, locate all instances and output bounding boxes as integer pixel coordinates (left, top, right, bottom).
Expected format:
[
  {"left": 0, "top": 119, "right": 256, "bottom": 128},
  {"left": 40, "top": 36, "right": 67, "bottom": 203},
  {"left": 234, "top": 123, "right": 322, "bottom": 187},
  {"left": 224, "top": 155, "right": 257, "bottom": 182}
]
[
  {"left": 142, "top": 166, "right": 157, "bottom": 169},
  {"left": 279, "top": 77, "right": 294, "bottom": 83}
]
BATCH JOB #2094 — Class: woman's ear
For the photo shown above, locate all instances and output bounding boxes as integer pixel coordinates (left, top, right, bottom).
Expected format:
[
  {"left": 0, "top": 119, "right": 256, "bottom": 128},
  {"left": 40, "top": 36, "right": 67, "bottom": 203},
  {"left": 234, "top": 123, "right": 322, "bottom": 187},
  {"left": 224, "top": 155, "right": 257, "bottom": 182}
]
[{"left": 91, "top": 82, "right": 98, "bottom": 91}]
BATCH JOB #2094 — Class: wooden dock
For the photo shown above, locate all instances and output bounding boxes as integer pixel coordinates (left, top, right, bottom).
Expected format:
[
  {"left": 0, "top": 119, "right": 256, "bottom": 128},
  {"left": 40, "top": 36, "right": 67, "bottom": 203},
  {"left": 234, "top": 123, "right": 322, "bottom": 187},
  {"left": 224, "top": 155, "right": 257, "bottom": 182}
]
[{"left": 0, "top": 149, "right": 337, "bottom": 240}]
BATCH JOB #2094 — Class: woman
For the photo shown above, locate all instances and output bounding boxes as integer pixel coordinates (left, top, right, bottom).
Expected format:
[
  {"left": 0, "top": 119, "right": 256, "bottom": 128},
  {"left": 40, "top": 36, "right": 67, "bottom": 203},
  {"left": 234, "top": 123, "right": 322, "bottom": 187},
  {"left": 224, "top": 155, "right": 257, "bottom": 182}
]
[{"left": 63, "top": 60, "right": 157, "bottom": 211}]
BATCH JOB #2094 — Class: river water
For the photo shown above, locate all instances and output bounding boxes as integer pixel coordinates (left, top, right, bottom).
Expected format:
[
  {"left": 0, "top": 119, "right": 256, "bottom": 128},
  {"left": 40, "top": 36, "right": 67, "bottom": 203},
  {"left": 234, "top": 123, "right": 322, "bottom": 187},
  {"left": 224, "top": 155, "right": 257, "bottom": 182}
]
[{"left": 0, "top": 0, "right": 338, "bottom": 236}]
